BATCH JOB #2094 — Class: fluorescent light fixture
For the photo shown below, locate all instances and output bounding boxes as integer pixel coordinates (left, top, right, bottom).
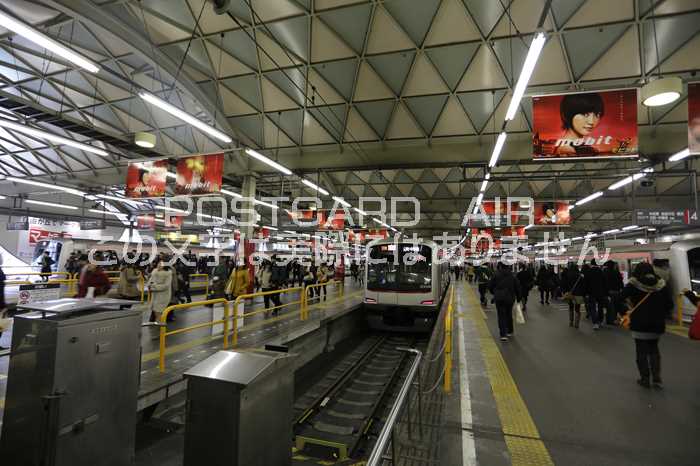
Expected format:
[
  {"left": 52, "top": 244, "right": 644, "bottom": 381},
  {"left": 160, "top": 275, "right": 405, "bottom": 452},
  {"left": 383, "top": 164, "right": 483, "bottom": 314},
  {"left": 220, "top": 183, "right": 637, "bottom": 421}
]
[
  {"left": 0, "top": 11, "right": 99, "bottom": 73},
  {"left": 4, "top": 176, "right": 86, "bottom": 197},
  {"left": 139, "top": 92, "right": 232, "bottom": 143},
  {"left": 603, "top": 229, "right": 620, "bottom": 235},
  {"left": 372, "top": 218, "right": 382, "bottom": 225},
  {"left": 154, "top": 205, "right": 188, "bottom": 214},
  {"left": 488, "top": 132, "right": 507, "bottom": 168},
  {"left": 524, "top": 224, "right": 534, "bottom": 230},
  {"left": 220, "top": 188, "right": 242, "bottom": 198},
  {"left": 134, "top": 131, "right": 156, "bottom": 148},
  {"left": 479, "top": 180, "right": 488, "bottom": 192},
  {"left": 254, "top": 199, "right": 278, "bottom": 209},
  {"left": 647, "top": 227, "right": 657, "bottom": 232},
  {"left": 608, "top": 172, "right": 646, "bottom": 190},
  {"left": 571, "top": 237, "right": 583, "bottom": 241},
  {"left": 0, "top": 195, "right": 6, "bottom": 200},
  {"left": 244, "top": 148, "right": 292, "bottom": 175},
  {"left": 26, "top": 199, "right": 77, "bottom": 210},
  {"left": 301, "top": 179, "right": 329, "bottom": 196},
  {"left": 505, "top": 32, "right": 546, "bottom": 120},
  {"left": 263, "top": 225, "right": 278, "bottom": 231},
  {"left": 354, "top": 207, "right": 367, "bottom": 216},
  {"left": 283, "top": 230, "right": 295, "bottom": 234},
  {"left": 332, "top": 196, "right": 351, "bottom": 207},
  {"left": 623, "top": 225, "right": 639, "bottom": 231},
  {"left": 0, "top": 118, "right": 108, "bottom": 156},
  {"left": 575, "top": 191, "right": 603, "bottom": 206},
  {"left": 641, "top": 77, "right": 682, "bottom": 107},
  {"left": 475, "top": 193, "right": 484, "bottom": 205},
  {"left": 668, "top": 148, "right": 690, "bottom": 162}
]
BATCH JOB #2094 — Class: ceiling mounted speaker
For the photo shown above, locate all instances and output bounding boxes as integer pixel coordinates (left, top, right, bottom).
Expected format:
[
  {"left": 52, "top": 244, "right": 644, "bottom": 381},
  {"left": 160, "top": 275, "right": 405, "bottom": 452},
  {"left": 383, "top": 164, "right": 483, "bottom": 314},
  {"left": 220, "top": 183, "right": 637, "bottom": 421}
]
[
  {"left": 134, "top": 131, "right": 156, "bottom": 148},
  {"left": 641, "top": 76, "right": 682, "bottom": 107}
]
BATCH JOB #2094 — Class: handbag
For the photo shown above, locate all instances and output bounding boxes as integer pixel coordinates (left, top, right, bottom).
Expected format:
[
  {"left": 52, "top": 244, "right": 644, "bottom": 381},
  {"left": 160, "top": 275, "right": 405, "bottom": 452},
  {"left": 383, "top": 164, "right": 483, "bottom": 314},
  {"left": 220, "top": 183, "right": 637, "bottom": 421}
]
[
  {"left": 620, "top": 292, "right": 652, "bottom": 330},
  {"left": 514, "top": 302, "right": 526, "bottom": 324},
  {"left": 562, "top": 275, "right": 582, "bottom": 301}
]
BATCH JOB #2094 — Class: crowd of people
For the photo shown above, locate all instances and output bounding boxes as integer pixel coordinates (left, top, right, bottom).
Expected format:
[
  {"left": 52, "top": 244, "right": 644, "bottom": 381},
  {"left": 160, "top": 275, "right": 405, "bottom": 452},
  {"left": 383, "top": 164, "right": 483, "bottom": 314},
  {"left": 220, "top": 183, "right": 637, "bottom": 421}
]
[{"left": 458, "top": 258, "right": 684, "bottom": 389}]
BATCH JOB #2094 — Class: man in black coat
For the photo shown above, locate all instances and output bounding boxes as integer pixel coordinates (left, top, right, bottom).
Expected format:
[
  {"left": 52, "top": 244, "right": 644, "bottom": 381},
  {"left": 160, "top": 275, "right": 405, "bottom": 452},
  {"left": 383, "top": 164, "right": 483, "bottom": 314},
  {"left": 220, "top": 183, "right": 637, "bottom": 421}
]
[
  {"left": 584, "top": 259, "right": 608, "bottom": 330},
  {"left": 516, "top": 263, "right": 534, "bottom": 311},
  {"left": 489, "top": 263, "right": 522, "bottom": 341}
]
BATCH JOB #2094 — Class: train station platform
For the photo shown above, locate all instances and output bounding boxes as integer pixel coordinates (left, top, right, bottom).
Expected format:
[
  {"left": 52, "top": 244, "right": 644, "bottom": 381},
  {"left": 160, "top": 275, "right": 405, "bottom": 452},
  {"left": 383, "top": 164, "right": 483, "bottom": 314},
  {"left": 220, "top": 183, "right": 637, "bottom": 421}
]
[{"left": 444, "top": 282, "right": 699, "bottom": 466}]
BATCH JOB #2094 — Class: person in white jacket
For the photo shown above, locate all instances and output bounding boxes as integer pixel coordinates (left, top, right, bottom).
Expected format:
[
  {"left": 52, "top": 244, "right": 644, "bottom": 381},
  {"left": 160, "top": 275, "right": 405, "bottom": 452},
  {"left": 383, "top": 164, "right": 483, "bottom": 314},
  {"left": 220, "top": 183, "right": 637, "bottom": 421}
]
[{"left": 148, "top": 262, "right": 172, "bottom": 322}]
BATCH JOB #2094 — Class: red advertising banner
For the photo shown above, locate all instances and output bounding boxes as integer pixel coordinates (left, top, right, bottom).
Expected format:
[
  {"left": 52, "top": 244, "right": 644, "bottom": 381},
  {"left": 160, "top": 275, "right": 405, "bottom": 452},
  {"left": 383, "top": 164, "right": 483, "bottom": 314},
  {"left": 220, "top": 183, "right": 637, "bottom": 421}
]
[
  {"left": 689, "top": 82, "right": 700, "bottom": 154},
  {"left": 28, "top": 227, "right": 71, "bottom": 245},
  {"left": 533, "top": 201, "right": 571, "bottom": 225},
  {"left": 136, "top": 214, "right": 155, "bottom": 230},
  {"left": 175, "top": 153, "right": 224, "bottom": 195},
  {"left": 125, "top": 161, "right": 168, "bottom": 198},
  {"left": 163, "top": 215, "right": 183, "bottom": 230},
  {"left": 532, "top": 89, "right": 638, "bottom": 160}
]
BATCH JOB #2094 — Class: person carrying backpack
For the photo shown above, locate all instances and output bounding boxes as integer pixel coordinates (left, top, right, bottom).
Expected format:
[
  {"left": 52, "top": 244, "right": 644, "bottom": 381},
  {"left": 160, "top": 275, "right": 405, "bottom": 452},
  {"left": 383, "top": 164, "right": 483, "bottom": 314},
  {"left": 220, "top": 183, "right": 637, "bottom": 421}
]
[{"left": 489, "top": 263, "right": 521, "bottom": 341}]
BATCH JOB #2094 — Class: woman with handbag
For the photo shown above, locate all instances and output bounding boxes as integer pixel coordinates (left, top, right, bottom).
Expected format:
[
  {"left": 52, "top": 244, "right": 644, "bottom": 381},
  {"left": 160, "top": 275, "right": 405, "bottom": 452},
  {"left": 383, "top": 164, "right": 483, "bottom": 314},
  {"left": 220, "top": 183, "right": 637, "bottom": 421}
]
[{"left": 620, "top": 262, "right": 673, "bottom": 389}]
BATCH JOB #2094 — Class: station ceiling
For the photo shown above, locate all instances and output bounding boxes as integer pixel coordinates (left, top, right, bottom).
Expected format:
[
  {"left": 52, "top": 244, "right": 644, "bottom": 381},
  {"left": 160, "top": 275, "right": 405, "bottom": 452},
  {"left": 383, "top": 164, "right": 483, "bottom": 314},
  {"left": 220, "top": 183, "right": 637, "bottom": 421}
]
[{"left": 0, "top": 0, "right": 699, "bottom": 238}]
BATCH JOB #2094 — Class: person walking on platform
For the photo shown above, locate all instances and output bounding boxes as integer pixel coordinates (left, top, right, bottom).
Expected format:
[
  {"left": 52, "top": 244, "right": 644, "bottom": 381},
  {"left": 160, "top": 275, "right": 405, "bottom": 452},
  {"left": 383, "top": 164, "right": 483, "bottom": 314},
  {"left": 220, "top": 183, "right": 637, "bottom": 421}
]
[
  {"left": 147, "top": 262, "right": 172, "bottom": 323},
  {"left": 358, "top": 261, "right": 365, "bottom": 286},
  {"left": 175, "top": 260, "right": 192, "bottom": 304},
  {"left": 604, "top": 260, "right": 624, "bottom": 324},
  {"left": 317, "top": 263, "right": 331, "bottom": 300},
  {"left": 258, "top": 260, "right": 282, "bottom": 315},
  {"left": 303, "top": 265, "right": 316, "bottom": 298},
  {"left": 584, "top": 259, "right": 608, "bottom": 330},
  {"left": 536, "top": 265, "right": 555, "bottom": 305},
  {"left": 489, "top": 263, "right": 521, "bottom": 341},
  {"left": 620, "top": 262, "right": 673, "bottom": 389},
  {"left": 117, "top": 258, "right": 141, "bottom": 300},
  {"left": 561, "top": 263, "right": 586, "bottom": 328},
  {"left": 210, "top": 260, "right": 228, "bottom": 301},
  {"left": 516, "top": 263, "right": 534, "bottom": 312},
  {"left": 225, "top": 264, "right": 249, "bottom": 301},
  {"left": 467, "top": 264, "right": 475, "bottom": 283},
  {"left": 40, "top": 250, "right": 54, "bottom": 281},
  {"left": 475, "top": 264, "right": 492, "bottom": 306}
]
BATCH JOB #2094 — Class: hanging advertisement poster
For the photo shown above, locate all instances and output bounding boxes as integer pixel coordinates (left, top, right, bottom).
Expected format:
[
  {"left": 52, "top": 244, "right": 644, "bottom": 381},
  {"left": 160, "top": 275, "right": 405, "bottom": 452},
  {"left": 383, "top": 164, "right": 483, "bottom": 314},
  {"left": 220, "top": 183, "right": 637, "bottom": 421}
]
[
  {"left": 136, "top": 214, "right": 155, "bottom": 230},
  {"left": 175, "top": 152, "right": 224, "bottom": 195},
  {"left": 689, "top": 82, "right": 700, "bottom": 154},
  {"left": 163, "top": 214, "right": 183, "bottom": 230},
  {"left": 533, "top": 201, "right": 571, "bottom": 225},
  {"left": 532, "top": 89, "right": 638, "bottom": 160},
  {"left": 125, "top": 160, "right": 168, "bottom": 198}
]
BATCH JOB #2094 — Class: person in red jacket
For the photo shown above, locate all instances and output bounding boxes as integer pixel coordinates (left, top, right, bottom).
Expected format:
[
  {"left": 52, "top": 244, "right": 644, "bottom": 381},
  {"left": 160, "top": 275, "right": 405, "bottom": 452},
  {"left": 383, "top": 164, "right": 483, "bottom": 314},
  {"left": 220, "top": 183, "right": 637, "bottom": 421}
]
[{"left": 77, "top": 263, "right": 111, "bottom": 298}]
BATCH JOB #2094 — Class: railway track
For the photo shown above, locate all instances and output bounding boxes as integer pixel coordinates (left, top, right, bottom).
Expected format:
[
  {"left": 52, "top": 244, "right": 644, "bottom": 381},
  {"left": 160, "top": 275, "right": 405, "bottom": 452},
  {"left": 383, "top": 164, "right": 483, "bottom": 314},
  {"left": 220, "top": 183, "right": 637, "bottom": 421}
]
[{"left": 293, "top": 334, "right": 415, "bottom": 461}]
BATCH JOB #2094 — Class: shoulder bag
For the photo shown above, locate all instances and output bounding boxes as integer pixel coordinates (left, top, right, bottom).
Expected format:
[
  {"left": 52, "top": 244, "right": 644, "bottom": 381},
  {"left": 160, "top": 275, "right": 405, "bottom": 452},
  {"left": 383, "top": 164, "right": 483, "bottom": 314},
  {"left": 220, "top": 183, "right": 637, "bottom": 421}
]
[{"left": 620, "top": 292, "right": 652, "bottom": 330}]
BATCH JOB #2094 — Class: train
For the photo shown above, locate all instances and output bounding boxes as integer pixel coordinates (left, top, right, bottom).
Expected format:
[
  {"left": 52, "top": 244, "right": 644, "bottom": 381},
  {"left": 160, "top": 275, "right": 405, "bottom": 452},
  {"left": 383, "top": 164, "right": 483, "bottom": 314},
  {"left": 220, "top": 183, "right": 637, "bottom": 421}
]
[{"left": 363, "top": 239, "right": 450, "bottom": 332}]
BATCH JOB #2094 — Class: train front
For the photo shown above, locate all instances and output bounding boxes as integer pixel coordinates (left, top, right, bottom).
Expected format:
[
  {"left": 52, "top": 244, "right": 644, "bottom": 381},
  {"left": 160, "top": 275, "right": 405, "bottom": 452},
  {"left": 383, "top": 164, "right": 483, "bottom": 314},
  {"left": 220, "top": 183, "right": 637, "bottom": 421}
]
[{"left": 363, "top": 241, "right": 440, "bottom": 332}]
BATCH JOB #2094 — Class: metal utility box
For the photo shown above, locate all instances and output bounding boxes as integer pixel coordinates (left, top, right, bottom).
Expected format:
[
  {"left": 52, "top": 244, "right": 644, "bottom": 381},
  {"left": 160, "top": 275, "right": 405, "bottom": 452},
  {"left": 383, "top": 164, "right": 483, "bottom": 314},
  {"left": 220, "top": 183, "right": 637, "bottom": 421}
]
[
  {"left": 183, "top": 350, "right": 294, "bottom": 466},
  {"left": 0, "top": 301, "right": 141, "bottom": 466}
]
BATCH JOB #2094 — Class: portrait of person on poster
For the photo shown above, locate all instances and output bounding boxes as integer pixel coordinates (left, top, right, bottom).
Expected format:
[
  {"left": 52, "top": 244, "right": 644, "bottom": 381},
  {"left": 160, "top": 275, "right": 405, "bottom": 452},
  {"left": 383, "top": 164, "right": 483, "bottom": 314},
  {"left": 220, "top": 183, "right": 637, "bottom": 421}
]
[
  {"left": 534, "top": 201, "right": 571, "bottom": 225},
  {"left": 175, "top": 153, "right": 224, "bottom": 195},
  {"left": 689, "top": 83, "right": 700, "bottom": 154},
  {"left": 125, "top": 161, "right": 168, "bottom": 198},
  {"left": 532, "top": 89, "right": 638, "bottom": 160}
]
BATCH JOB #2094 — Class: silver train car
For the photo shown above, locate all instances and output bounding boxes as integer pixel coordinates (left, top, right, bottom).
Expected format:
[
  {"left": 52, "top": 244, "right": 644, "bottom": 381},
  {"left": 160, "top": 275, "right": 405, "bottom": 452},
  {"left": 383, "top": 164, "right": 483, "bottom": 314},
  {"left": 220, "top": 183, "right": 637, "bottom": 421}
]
[{"left": 363, "top": 239, "right": 450, "bottom": 332}]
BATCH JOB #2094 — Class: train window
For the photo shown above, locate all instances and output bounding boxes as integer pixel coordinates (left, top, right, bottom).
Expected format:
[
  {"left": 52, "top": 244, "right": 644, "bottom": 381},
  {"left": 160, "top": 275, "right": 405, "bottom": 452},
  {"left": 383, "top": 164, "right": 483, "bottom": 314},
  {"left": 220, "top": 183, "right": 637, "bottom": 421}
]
[
  {"left": 367, "top": 244, "right": 432, "bottom": 292},
  {"left": 687, "top": 248, "right": 700, "bottom": 293}
]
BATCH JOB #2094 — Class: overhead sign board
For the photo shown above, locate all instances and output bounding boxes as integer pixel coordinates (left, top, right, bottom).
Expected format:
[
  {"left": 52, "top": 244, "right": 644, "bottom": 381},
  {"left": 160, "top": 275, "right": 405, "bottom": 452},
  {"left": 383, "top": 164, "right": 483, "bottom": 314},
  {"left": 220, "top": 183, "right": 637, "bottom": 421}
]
[
  {"left": 635, "top": 209, "right": 686, "bottom": 226},
  {"left": 80, "top": 219, "right": 106, "bottom": 230},
  {"left": 7, "top": 220, "right": 29, "bottom": 230}
]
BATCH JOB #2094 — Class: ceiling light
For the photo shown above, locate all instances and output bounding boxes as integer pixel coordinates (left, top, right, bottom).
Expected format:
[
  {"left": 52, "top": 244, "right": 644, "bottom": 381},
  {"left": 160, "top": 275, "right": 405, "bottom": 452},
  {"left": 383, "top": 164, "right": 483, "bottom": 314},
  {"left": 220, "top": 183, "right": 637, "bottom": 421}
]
[
  {"left": 154, "top": 205, "right": 188, "bottom": 214},
  {"left": 0, "top": 118, "right": 108, "bottom": 156},
  {"left": 3, "top": 176, "right": 86, "bottom": 197},
  {"left": 608, "top": 172, "right": 646, "bottom": 190},
  {"left": 96, "top": 194, "right": 147, "bottom": 208},
  {"left": 283, "top": 230, "right": 295, "bottom": 234},
  {"left": 647, "top": 227, "right": 657, "bottom": 232},
  {"left": 221, "top": 188, "right": 243, "bottom": 198},
  {"left": 0, "top": 195, "right": 6, "bottom": 200},
  {"left": 332, "top": 196, "right": 351, "bottom": 207},
  {"left": 641, "top": 77, "right": 682, "bottom": 107},
  {"left": 524, "top": 224, "right": 534, "bottom": 230},
  {"left": 505, "top": 32, "right": 547, "bottom": 120},
  {"left": 0, "top": 11, "right": 99, "bottom": 73},
  {"left": 668, "top": 148, "right": 690, "bottom": 162},
  {"left": 603, "top": 229, "right": 620, "bottom": 235},
  {"left": 476, "top": 193, "right": 484, "bottom": 205},
  {"left": 488, "top": 132, "right": 507, "bottom": 168},
  {"left": 26, "top": 199, "right": 78, "bottom": 210},
  {"left": 354, "top": 207, "right": 367, "bottom": 216},
  {"left": 139, "top": 92, "right": 232, "bottom": 143},
  {"left": 254, "top": 199, "right": 278, "bottom": 209},
  {"left": 575, "top": 191, "right": 603, "bottom": 206},
  {"left": 571, "top": 237, "right": 583, "bottom": 241},
  {"left": 263, "top": 225, "right": 278, "bottom": 231},
  {"left": 301, "top": 179, "right": 329, "bottom": 196},
  {"left": 244, "top": 148, "right": 292, "bottom": 175},
  {"left": 479, "top": 180, "right": 488, "bottom": 192},
  {"left": 623, "top": 225, "right": 639, "bottom": 231},
  {"left": 134, "top": 131, "right": 156, "bottom": 148}
]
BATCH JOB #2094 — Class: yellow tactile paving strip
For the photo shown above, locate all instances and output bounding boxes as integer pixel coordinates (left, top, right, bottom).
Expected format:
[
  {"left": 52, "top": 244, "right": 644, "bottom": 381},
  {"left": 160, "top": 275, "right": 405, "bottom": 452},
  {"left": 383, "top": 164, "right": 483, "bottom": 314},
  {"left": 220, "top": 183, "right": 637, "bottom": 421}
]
[{"left": 462, "top": 283, "right": 555, "bottom": 466}]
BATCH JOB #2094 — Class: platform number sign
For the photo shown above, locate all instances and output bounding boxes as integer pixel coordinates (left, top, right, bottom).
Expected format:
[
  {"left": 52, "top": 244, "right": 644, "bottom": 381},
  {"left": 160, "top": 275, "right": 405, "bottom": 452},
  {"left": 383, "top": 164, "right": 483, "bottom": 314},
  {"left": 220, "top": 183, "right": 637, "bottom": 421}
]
[{"left": 686, "top": 209, "right": 700, "bottom": 225}]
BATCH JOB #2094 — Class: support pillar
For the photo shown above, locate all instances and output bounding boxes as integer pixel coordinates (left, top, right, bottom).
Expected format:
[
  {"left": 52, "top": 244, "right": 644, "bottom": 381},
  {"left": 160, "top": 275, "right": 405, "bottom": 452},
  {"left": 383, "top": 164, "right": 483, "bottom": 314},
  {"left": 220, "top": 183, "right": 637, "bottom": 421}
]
[{"left": 241, "top": 174, "right": 257, "bottom": 293}]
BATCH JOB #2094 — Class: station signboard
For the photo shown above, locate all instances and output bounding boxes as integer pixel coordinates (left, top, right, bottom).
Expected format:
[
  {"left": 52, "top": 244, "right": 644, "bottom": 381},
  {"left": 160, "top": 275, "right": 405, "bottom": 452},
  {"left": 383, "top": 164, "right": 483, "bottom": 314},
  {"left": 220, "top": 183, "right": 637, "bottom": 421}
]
[
  {"left": 18, "top": 283, "right": 61, "bottom": 305},
  {"left": 635, "top": 209, "right": 686, "bottom": 226},
  {"left": 7, "top": 219, "right": 28, "bottom": 230},
  {"left": 80, "top": 219, "right": 106, "bottom": 230}
]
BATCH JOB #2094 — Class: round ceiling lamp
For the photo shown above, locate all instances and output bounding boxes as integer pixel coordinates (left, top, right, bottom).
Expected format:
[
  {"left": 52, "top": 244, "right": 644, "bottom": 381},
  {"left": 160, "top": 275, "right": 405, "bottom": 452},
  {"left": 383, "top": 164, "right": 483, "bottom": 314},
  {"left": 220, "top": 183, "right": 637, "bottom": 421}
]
[
  {"left": 641, "top": 77, "right": 682, "bottom": 107},
  {"left": 134, "top": 131, "right": 156, "bottom": 148}
]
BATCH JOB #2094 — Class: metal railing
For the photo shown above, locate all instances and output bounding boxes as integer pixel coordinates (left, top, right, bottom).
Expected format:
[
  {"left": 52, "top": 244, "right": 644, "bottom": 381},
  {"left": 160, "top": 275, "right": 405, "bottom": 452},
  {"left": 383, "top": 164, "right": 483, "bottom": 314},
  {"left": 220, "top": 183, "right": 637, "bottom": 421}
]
[
  {"left": 301, "top": 280, "right": 344, "bottom": 319},
  {"left": 158, "top": 298, "right": 230, "bottom": 373},
  {"left": 366, "top": 348, "right": 423, "bottom": 466},
  {"left": 443, "top": 285, "right": 456, "bottom": 393},
  {"left": 226, "top": 287, "right": 303, "bottom": 347},
  {"left": 190, "top": 273, "right": 209, "bottom": 296}
]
